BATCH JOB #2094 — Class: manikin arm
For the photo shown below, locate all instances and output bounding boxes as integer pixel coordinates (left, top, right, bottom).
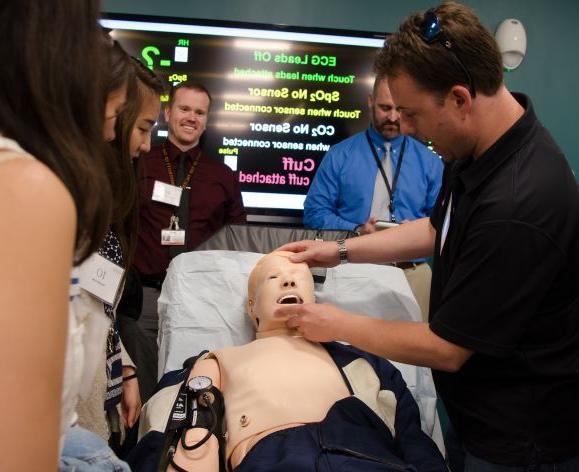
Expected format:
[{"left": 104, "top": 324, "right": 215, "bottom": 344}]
[
  {"left": 168, "top": 357, "right": 222, "bottom": 472},
  {"left": 385, "top": 361, "right": 446, "bottom": 470}
]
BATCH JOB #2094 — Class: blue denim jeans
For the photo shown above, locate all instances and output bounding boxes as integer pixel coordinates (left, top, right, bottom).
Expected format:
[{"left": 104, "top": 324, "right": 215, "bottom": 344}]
[
  {"left": 465, "top": 451, "right": 579, "bottom": 472},
  {"left": 59, "top": 426, "right": 130, "bottom": 472}
]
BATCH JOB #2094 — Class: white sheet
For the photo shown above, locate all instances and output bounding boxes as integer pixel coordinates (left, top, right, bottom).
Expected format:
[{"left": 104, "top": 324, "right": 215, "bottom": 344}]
[{"left": 157, "top": 250, "right": 444, "bottom": 453}]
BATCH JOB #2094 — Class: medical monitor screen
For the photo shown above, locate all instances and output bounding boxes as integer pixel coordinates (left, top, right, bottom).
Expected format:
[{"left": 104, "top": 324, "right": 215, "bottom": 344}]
[{"left": 101, "top": 13, "right": 385, "bottom": 222}]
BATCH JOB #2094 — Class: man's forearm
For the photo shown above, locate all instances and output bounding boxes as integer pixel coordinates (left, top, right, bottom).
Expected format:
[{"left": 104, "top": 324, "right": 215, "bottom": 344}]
[
  {"left": 337, "top": 315, "right": 472, "bottom": 372},
  {"left": 346, "top": 217, "right": 435, "bottom": 264}
]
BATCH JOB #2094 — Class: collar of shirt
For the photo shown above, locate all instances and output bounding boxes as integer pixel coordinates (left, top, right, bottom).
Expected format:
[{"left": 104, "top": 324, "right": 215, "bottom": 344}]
[
  {"left": 367, "top": 126, "right": 405, "bottom": 156},
  {"left": 165, "top": 139, "right": 200, "bottom": 164},
  {"left": 457, "top": 93, "right": 538, "bottom": 195}
]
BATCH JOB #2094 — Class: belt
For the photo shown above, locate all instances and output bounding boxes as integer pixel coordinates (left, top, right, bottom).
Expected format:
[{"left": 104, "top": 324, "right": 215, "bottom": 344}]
[{"left": 391, "top": 261, "right": 424, "bottom": 270}]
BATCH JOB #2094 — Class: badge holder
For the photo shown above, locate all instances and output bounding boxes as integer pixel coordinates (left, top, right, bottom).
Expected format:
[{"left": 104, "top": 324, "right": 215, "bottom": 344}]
[
  {"left": 152, "top": 180, "right": 183, "bottom": 207},
  {"left": 161, "top": 215, "right": 186, "bottom": 246},
  {"left": 78, "top": 252, "right": 125, "bottom": 306}
]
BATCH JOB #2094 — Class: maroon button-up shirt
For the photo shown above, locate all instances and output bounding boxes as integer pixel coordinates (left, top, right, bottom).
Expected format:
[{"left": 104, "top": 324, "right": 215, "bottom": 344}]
[{"left": 134, "top": 140, "right": 246, "bottom": 278}]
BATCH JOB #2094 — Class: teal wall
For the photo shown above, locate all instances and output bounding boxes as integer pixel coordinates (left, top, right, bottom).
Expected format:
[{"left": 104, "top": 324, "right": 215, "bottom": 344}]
[{"left": 103, "top": 0, "right": 579, "bottom": 178}]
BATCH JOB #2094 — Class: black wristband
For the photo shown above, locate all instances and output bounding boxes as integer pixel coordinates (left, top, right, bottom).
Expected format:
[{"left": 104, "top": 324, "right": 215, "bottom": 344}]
[{"left": 123, "top": 373, "right": 138, "bottom": 382}]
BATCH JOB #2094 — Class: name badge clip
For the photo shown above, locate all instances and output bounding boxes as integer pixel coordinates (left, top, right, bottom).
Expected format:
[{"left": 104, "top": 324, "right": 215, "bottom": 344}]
[{"left": 161, "top": 215, "right": 186, "bottom": 246}]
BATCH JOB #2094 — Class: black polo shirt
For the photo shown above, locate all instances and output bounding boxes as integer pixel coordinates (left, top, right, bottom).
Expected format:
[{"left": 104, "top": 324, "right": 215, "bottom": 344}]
[{"left": 429, "top": 94, "right": 579, "bottom": 465}]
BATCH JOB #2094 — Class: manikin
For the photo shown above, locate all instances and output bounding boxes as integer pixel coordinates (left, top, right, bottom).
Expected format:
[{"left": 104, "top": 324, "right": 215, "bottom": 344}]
[{"left": 135, "top": 251, "right": 445, "bottom": 472}]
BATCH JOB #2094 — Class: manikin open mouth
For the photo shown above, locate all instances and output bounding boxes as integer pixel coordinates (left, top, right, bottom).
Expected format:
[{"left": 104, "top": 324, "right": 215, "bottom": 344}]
[{"left": 276, "top": 294, "right": 303, "bottom": 304}]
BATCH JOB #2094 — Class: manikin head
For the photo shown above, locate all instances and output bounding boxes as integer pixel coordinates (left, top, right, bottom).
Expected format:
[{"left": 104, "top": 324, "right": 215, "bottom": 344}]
[{"left": 247, "top": 251, "right": 315, "bottom": 338}]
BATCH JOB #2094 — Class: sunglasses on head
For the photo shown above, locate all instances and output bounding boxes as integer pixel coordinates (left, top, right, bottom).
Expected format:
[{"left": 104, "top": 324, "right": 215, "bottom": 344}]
[{"left": 419, "top": 9, "right": 476, "bottom": 97}]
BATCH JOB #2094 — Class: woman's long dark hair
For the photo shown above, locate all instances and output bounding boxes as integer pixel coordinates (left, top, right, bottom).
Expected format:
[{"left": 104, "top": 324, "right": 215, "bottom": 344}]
[
  {"left": 111, "top": 59, "right": 164, "bottom": 268},
  {"left": 0, "top": 1, "right": 113, "bottom": 261}
]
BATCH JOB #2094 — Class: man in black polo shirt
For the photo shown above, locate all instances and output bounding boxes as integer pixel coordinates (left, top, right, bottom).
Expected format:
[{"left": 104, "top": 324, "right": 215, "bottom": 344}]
[{"left": 276, "top": 2, "right": 579, "bottom": 470}]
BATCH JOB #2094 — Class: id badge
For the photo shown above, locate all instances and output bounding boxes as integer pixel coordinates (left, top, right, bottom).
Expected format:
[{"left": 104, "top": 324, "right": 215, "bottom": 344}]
[
  {"left": 152, "top": 180, "right": 182, "bottom": 207},
  {"left": 161, "top": 229, "right": 186, "bottom": 246},
  {"left": 79, "top": 253, "right": 125, "bottom": 305}
]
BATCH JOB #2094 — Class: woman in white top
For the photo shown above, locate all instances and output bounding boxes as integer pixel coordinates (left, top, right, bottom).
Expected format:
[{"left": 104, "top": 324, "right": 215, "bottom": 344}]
[{"left": 0, "top": 1, "right": 114, "bottom": 469}]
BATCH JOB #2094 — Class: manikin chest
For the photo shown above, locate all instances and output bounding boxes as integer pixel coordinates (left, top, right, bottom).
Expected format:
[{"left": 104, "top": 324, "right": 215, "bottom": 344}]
[{"left": 213, "top": 336, "right": 350, "bottom": 460}]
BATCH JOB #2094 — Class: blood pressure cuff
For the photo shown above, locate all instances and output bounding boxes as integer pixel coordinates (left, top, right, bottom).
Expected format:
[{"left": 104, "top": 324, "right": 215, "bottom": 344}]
[
  {"left": 157, "top": 353, "right": 226, "bottom": 472},
  {"left": 165, "top": 383, "right": 225, "bottom": 434}
]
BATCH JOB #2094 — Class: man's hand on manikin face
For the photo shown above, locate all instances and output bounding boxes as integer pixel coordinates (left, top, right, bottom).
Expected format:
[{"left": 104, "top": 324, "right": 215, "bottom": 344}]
[{"left": 274, "top": 302, "right": 349, "bottom": 343}]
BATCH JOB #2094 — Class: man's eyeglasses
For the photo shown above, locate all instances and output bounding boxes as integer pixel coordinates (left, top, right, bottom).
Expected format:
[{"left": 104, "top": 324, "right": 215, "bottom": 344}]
[{"left": 419, "top": 9, "right": 476, "bottom": 97}]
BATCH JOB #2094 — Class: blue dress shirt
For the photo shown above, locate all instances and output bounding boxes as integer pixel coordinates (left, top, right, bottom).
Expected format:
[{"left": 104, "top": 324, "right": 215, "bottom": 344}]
[{"left": 304, "top": 126, "right": 443, "bottom": 232}]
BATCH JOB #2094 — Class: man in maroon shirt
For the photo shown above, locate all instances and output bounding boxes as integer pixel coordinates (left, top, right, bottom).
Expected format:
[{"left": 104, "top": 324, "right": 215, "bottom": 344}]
[{"left": 121, "top": 82, "right": 246, "bottom": 401}]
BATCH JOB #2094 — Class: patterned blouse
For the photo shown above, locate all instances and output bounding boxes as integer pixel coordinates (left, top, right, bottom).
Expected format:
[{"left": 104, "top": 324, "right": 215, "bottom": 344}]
[{"left": 98, "top": 230, "right": 124, "bottom": 410}]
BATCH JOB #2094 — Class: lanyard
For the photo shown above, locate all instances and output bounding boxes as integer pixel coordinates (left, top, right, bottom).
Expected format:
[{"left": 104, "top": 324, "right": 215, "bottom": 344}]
[
  {"left": 162, "top": 144, "right": 201, "bottom": 188},
  {"left": 365, "top": 130, "right": 406, "bottom": 223}
]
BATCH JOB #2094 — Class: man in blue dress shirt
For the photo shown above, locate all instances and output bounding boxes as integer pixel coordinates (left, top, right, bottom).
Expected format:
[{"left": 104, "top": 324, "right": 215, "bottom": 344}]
[{"left": 304, "top": 75, "right": 443, "bottom": 320}]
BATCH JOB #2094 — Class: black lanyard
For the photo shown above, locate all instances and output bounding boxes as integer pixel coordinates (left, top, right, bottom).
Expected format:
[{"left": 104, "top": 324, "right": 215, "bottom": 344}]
[{"left": 365, "top": 130, "right": 406, "bottom": 223}]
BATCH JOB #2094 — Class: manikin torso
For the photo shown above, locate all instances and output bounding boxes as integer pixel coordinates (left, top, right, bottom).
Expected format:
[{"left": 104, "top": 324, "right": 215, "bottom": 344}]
[{"left": 211, "top": 332, "right": 349, "bottom": 469}]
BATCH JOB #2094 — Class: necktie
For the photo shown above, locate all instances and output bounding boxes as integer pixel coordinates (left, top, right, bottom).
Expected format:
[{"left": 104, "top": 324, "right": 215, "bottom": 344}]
[
  {"left": 370, "top": 142, "right": 393, "bottom": 221},
  {"left": 169, "top": 152, "right": 190, "bottom": 258}
]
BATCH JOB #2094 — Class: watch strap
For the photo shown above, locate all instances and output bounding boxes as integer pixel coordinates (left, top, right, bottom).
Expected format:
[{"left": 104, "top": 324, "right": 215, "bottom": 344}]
[{"left": 336, "top": 239, "right": 348, "bottom": 265}]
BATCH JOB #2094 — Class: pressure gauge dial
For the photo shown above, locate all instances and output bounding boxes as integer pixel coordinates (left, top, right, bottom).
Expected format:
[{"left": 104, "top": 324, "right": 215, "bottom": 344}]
[{"left": 187, "top": 375, "right": 213, "bottom": 394}]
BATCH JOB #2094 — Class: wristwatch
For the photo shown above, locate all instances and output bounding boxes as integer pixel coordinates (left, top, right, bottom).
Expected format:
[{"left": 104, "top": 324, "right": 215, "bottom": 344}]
[{"left": 336, "top": 239, "right": 348, "bottom": 265}]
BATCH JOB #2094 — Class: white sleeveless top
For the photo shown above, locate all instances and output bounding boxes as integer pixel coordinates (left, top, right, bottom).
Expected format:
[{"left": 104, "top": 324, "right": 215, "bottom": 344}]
[
  {"left": 0, "top": 135, "right": 33, "bottom": 163},
  {"left": 0, "top": 136, "right": 110, "bottom": 449}
]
